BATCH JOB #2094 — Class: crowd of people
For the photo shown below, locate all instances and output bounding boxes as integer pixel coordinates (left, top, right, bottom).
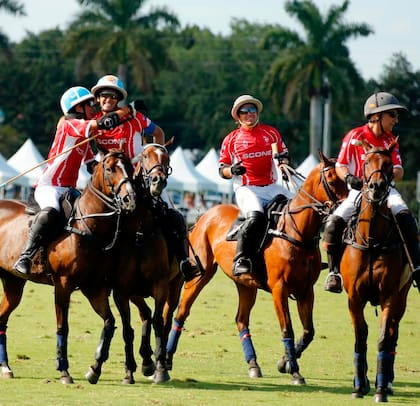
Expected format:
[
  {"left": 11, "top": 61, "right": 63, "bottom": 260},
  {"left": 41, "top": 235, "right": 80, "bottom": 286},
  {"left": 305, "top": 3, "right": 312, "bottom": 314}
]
[{"left": 11, "top": 77, "right": 420, "bottom": 293}]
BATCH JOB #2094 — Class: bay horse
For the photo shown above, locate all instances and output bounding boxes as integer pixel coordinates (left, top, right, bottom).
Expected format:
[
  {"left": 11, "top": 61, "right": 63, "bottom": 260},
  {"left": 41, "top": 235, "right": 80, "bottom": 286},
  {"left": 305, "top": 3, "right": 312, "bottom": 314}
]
[
  {"left": 0, "top": 149, "right": 136, "bottom": 384},
  {"left": 166, "top": 152, "right": 348, "bottom": 384},
  {"left": 340, "top": 140, "right": 411, "bottom": 402},
  {"left": 86, "top": 141, "right": 184, "bottom": 385}
]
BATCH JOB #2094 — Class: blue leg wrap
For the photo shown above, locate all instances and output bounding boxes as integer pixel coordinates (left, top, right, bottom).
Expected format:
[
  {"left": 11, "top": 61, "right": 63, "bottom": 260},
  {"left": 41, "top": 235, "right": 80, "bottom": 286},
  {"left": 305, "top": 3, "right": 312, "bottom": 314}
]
[
  {"left": 95, "top": 325, "right": 115, "bottom": 363},
  {"left": 240, "top": 328, "right": 257, "bottom": 363},
  {"left": 0, "top": 330, "right": 8, "bottom": 364},
  {"left": 56, "top": 332, "right": 69, "bottom": 371},
  {"left": 376, "top": 351, "right": 392, "bottom": 389},
  {"left": 166, "top": 319, "right": 183, "bottom": 354},
  {"left": 353, "top": 351, "right": 368, "bottom": 388},
  {"left": 282, "top": 338, "right": 299, "bottom": 373}
]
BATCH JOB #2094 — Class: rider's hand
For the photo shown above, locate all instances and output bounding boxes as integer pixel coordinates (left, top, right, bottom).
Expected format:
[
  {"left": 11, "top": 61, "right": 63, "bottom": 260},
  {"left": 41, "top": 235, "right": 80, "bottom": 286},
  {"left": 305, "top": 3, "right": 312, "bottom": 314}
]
[
  {"left": 230, "top": 162, "right": 246, "bottom": 176},
  {"left": 345, "top": 173, "right": 363, "bottom": 191}
]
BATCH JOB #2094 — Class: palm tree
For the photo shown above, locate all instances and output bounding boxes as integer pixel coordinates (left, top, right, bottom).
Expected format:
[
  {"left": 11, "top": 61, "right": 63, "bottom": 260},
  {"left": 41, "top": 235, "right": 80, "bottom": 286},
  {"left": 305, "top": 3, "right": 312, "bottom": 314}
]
[
  {"left": 0, "top": 0, "right": 25, "bottom": 56},
  {"left": 262, "top": 0, "right": 372, "bottom": 156},
  {"left": 64, "top": 0, "right": 179, "bottom": 93}
]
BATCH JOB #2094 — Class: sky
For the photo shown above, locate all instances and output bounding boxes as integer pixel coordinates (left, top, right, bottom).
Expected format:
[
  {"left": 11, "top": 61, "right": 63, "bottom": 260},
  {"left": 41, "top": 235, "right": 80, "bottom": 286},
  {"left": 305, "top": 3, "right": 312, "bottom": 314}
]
[{"left": 1, "top": 0, "right": 420, "bottom": 80}]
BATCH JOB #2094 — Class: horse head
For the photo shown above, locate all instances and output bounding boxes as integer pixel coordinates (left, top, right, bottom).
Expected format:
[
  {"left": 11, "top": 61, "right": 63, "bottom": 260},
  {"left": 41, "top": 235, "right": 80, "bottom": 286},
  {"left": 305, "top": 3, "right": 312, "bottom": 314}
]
[
  {"left": 361, "top": 139, "right": 395, "bottom": 205},
  {"left": 299, "top": 151, "right": 347, "bottom": 214},
  {"left": 92, "top": 147, "right": 136, "bottom": 212},
  {"left": 134, "top": 137, "right": 174, "bottom": 197}
]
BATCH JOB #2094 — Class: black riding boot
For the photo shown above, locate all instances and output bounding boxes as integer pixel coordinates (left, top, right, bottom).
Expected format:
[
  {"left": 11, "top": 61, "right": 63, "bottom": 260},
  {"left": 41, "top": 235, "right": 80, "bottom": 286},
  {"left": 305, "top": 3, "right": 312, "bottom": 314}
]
[
  {"left": 165, "top": 208, "right": 201, "bottom": 282},
  {"left": 323, "top": 215, "right": 346, "bottom": 293},
  {"left": 14, "top": 207, "right": 59, "bottom": 275},
  {"left": 395, "top": 211, "right": 420, "bottom": 292},
  {"left": 233, "top": 211, "right": 267, "bottom": 276}
]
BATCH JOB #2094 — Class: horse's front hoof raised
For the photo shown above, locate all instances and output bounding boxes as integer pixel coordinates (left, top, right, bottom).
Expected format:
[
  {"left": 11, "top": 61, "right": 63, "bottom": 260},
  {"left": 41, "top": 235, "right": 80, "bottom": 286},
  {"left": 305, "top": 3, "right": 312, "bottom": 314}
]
[
  {"left": 85, "top": 366, "right": 100, "bottom": 384},
  {"left": 60, "top": 371, "right": 74, "bottom": 384},
  {"left": 142, "top": 360, "right": 156, "bottom": 377},
  {"left": 277, "top": 355, "right": 290, "bottom": 374}
]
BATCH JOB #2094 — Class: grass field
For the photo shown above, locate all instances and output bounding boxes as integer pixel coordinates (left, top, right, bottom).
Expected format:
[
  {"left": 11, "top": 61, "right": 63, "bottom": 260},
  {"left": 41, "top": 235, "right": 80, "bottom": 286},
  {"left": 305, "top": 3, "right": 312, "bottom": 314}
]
[{"left": 1, "top": 268, "right": 420, "bottom": 405}]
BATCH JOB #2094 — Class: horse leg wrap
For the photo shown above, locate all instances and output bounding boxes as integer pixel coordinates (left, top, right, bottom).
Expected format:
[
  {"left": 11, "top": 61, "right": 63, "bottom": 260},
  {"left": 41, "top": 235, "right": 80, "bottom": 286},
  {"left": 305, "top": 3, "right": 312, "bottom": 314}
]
[
  {"left": 56, "top": 332, "right": 69, "bottom": 371},
  {"left": 166, "top": 319, "right": 184, "bottom": 354},
  {"left": 353, "top": 351, "right": 368, "bottom": 389},
  {"left": 0, "top": 328, "right": 8, "bottom": 364},
  {"left": 240, "top": 328, "right": 257, "bottom": 363},
  {"left": 376, "top": 351, "right": 393, "bottom": 389},
  {"left": 95, "top": 325, "right": 116, "bottom": 363},
  {"left": 282, "top": 338, "right": 299, "bottom": 373}
]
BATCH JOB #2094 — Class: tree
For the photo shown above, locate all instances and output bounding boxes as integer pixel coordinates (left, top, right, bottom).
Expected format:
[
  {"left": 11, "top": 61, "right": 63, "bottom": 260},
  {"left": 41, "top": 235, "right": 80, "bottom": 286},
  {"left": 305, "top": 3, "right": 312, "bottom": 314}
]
[
  {"left": 261, "top": 0, "right": 372, "bottom": 156},
  {"left": 63, "top": 0, "right": 179, "bottom": 93},
  {"left": 0, "top": 0, "right": 25, "bottom": 57}
]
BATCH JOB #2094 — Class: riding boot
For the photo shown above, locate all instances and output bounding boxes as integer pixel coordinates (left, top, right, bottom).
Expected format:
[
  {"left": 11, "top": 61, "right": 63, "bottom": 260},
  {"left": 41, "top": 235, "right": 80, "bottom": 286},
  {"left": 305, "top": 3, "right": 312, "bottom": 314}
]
[
  {"left": 395, "top": 211, "right": 420, "bottom": 292},
  {"left": 323, "top": 215, "right": 346, "bottom": 293},
  {"left": 13, "top": 207, "right": 59, "bottom": 275},
  {"left": 164, "top": 208, "right": 202, "bottom": 282},
  {"left": 233, "top": 211, "right": 266, "bottom": 276}
]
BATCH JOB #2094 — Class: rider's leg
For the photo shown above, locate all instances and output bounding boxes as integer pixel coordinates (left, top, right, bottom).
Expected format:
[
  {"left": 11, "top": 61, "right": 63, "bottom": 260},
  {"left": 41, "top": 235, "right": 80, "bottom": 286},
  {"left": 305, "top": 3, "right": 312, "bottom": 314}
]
[
  {"left": 233, "top": 211, "right": 266, "bottom": 276},
  {"left": 322, "top": 214, "right": 346, "bottom": 293},
  {"left": 14, "top": 207, "right": 60, "bottom": 275},
  {"left": 164, "top": 208, "right": 201, "bottom": 282},
  {"left": 395, "top": 211, "right": 420, "bottom": 291}
]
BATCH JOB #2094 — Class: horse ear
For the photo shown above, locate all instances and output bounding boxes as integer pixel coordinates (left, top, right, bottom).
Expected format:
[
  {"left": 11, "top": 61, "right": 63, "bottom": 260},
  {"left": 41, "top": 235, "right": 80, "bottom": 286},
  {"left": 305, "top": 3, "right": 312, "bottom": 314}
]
[
  {"left": 318, "top": 149, "right": 331, "bottom": 166},
  {"left": 164, "top": 136, "right": 174, "bottom": 147}
]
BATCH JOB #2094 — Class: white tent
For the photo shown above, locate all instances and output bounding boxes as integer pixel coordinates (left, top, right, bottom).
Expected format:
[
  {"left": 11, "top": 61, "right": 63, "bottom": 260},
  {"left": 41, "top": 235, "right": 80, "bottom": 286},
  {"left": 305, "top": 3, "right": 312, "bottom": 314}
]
[
  {"left": 195, "top": 148, "right": 233, "bottom": 195},
  {"left": 296, "top": 154, "right": 319, "bottom": 177},
  {"left": 0, "top": 151, "right": 29, "bottom": 187},
  {"left": 168, "top": 147, "right": 219, "bottom": 193},
  {"left": 7, "top": 138, "right": 45, "bottom": 187}
]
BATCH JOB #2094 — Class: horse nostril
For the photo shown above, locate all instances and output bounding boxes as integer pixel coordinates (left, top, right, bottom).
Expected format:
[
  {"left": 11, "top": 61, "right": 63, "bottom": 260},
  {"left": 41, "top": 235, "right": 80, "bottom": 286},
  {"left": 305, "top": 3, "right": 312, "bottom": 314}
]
[{"left": 151, "top": 175, "right": 160, "bottom": 184}]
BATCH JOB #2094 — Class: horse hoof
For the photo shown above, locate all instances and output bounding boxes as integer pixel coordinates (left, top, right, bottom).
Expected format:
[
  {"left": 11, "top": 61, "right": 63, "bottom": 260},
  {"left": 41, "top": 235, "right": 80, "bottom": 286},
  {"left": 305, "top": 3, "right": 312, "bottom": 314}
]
[
  {"left": 85, "top": 366, "right": 99, "bottom": 384},
  {"left": 374, "top": 393, "right": 388, "bottom": 403},
  {"left": 386, "top": 382, "right": 394, "bottom": 395},
  {"left": 154, "top": 370, "right": 170, "bottom": 384},
  {"left": 121, "top": 376, "right": 135, "bottom": 385},
  {"left": 351, "top": 390, "right": 365, "bottom": 399},
  {"left": 60, "top": 375, "right": 74, "bottom": 385},
  {"left": 248, "top": 366, "right": 263, "bottom": 378},
  {"left": 142, "top": 361, "right": 156, "bottom": 377},
  {"left": 165, "top": 355, "right": 173, "bottom": 371},
  {"left": 1, "top": 366, "right": 14, "bottom": 379},
  {"left": 291, "top": 372, "right": 305, "bottom": 385},
  {"left": 277, "top": 356, "right": 290, "bottom": 374}
]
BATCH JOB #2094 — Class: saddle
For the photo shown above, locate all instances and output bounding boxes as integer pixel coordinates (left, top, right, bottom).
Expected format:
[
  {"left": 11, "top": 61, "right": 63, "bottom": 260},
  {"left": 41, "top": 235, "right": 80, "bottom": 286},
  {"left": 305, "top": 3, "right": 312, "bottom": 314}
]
[{"left": 226, "top": 193, "right": 288, "bottom": 242}]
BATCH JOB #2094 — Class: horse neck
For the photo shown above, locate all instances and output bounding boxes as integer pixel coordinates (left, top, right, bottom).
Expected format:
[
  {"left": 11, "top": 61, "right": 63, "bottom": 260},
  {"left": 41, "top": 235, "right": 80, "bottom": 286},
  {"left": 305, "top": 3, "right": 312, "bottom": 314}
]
[
  {"left": 282, "top": 177, "right": 323, "bottom": 241},
  {"left": 356, "top": 194, "right": 392, "bottom": 245}
]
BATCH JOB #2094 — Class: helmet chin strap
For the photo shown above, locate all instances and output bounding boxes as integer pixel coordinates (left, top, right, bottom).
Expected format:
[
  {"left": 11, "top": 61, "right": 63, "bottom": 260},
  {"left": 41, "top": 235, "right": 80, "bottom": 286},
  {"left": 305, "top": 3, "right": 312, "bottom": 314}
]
[{"left": 239, "top": 118, "right": 259, "bottom": 128}]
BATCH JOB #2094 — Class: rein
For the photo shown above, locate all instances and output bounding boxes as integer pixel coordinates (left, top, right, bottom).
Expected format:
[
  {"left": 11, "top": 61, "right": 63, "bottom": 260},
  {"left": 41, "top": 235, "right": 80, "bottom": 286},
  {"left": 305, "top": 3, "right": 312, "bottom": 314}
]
[
  {"left": 270, "top": 163, "right": 341, "bottom": 248},
  {"left": 65, "top": 152, "right": 134, "bottom": 251}
]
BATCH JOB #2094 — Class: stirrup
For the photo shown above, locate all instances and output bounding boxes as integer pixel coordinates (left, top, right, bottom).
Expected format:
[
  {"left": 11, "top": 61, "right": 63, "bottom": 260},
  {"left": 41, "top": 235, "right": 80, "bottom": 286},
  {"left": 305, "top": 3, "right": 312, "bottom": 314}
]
[
  {"left": 324, "top": 272, "right": 343, "bottom": 293},
  {"left": 233, "top": 258, "right": 252, "bottom": 277},
  {"left": 179, "top": 259, "right": 202, "bottom": 282}
]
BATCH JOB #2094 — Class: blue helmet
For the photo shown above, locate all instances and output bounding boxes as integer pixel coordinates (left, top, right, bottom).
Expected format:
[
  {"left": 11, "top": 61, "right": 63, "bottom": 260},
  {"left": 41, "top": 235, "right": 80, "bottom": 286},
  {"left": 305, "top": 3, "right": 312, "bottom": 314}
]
[{"left": 60, "top": 86, "right": 94, "bottom": 115}]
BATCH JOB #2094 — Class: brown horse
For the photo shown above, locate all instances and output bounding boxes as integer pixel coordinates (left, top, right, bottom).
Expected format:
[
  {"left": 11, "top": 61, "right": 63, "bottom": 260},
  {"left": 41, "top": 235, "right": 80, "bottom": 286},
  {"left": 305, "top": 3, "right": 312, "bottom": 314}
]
[
  {"left": 0, "top": 149, "right": 136, "bottom": 384},
  {"left": 166, "top": 153, "right": 348, "bottom": 384},
  {"left": 340, "top": 140, "right": 411, "bottom": 402},
  {"left": 86, "top": 141, "right": 183, "bottom": 385}
]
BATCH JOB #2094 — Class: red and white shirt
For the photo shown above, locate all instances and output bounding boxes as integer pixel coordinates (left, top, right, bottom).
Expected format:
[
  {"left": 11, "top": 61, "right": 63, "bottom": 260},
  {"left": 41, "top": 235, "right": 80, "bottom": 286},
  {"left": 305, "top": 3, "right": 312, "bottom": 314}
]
[
  {"left": 37, "top": 118, "right": 95, "bottom": 188},
  {"left": 337, "top": 124, "right": 402, "bottom": 179},
  {"left": 94, "top": 111, "right": 155, "bottom": 159},
  {"left": 219, "top": 124, "right": 288, "bottom": 187}
]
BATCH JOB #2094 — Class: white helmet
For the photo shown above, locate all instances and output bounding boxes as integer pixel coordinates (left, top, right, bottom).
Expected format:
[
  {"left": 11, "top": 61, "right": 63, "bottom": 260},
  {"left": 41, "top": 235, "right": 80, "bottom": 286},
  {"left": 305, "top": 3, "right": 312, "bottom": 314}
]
[
  {"left": 60, "top": 86, "right": 94, "bottom": 115},
  {"left": 91, "top": 74, "right": 127, "bottom": 100},
  {"left": 231, "top": 94, "right": 263, "bottom": 120}
]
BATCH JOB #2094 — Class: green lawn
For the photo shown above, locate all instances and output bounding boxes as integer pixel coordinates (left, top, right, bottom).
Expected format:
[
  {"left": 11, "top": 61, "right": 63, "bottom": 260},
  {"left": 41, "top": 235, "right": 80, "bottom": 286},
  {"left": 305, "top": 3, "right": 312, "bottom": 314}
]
[{"left": 1, "top": 268, "right": 420, "bottom": 405}]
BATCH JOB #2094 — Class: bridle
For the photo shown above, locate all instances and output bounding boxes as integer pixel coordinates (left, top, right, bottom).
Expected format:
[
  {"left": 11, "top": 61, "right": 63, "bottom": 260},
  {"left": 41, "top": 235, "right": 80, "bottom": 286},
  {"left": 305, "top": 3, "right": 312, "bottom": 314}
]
[{"left": 66, "top": 151, "right": 136, "bottom": 251}]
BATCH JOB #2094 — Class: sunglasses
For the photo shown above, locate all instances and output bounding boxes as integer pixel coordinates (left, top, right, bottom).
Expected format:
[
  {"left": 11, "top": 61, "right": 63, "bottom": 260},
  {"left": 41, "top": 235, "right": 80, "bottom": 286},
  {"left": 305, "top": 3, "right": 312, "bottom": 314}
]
[
  {"left": 238, "top": 106, "right": 257, "bottom": 115},
  {"left": 386, "top": 111, "right": 398, "bottom": 119},
  {"left": 99, "top": 93, "right": 119, "bottom": 100}
]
